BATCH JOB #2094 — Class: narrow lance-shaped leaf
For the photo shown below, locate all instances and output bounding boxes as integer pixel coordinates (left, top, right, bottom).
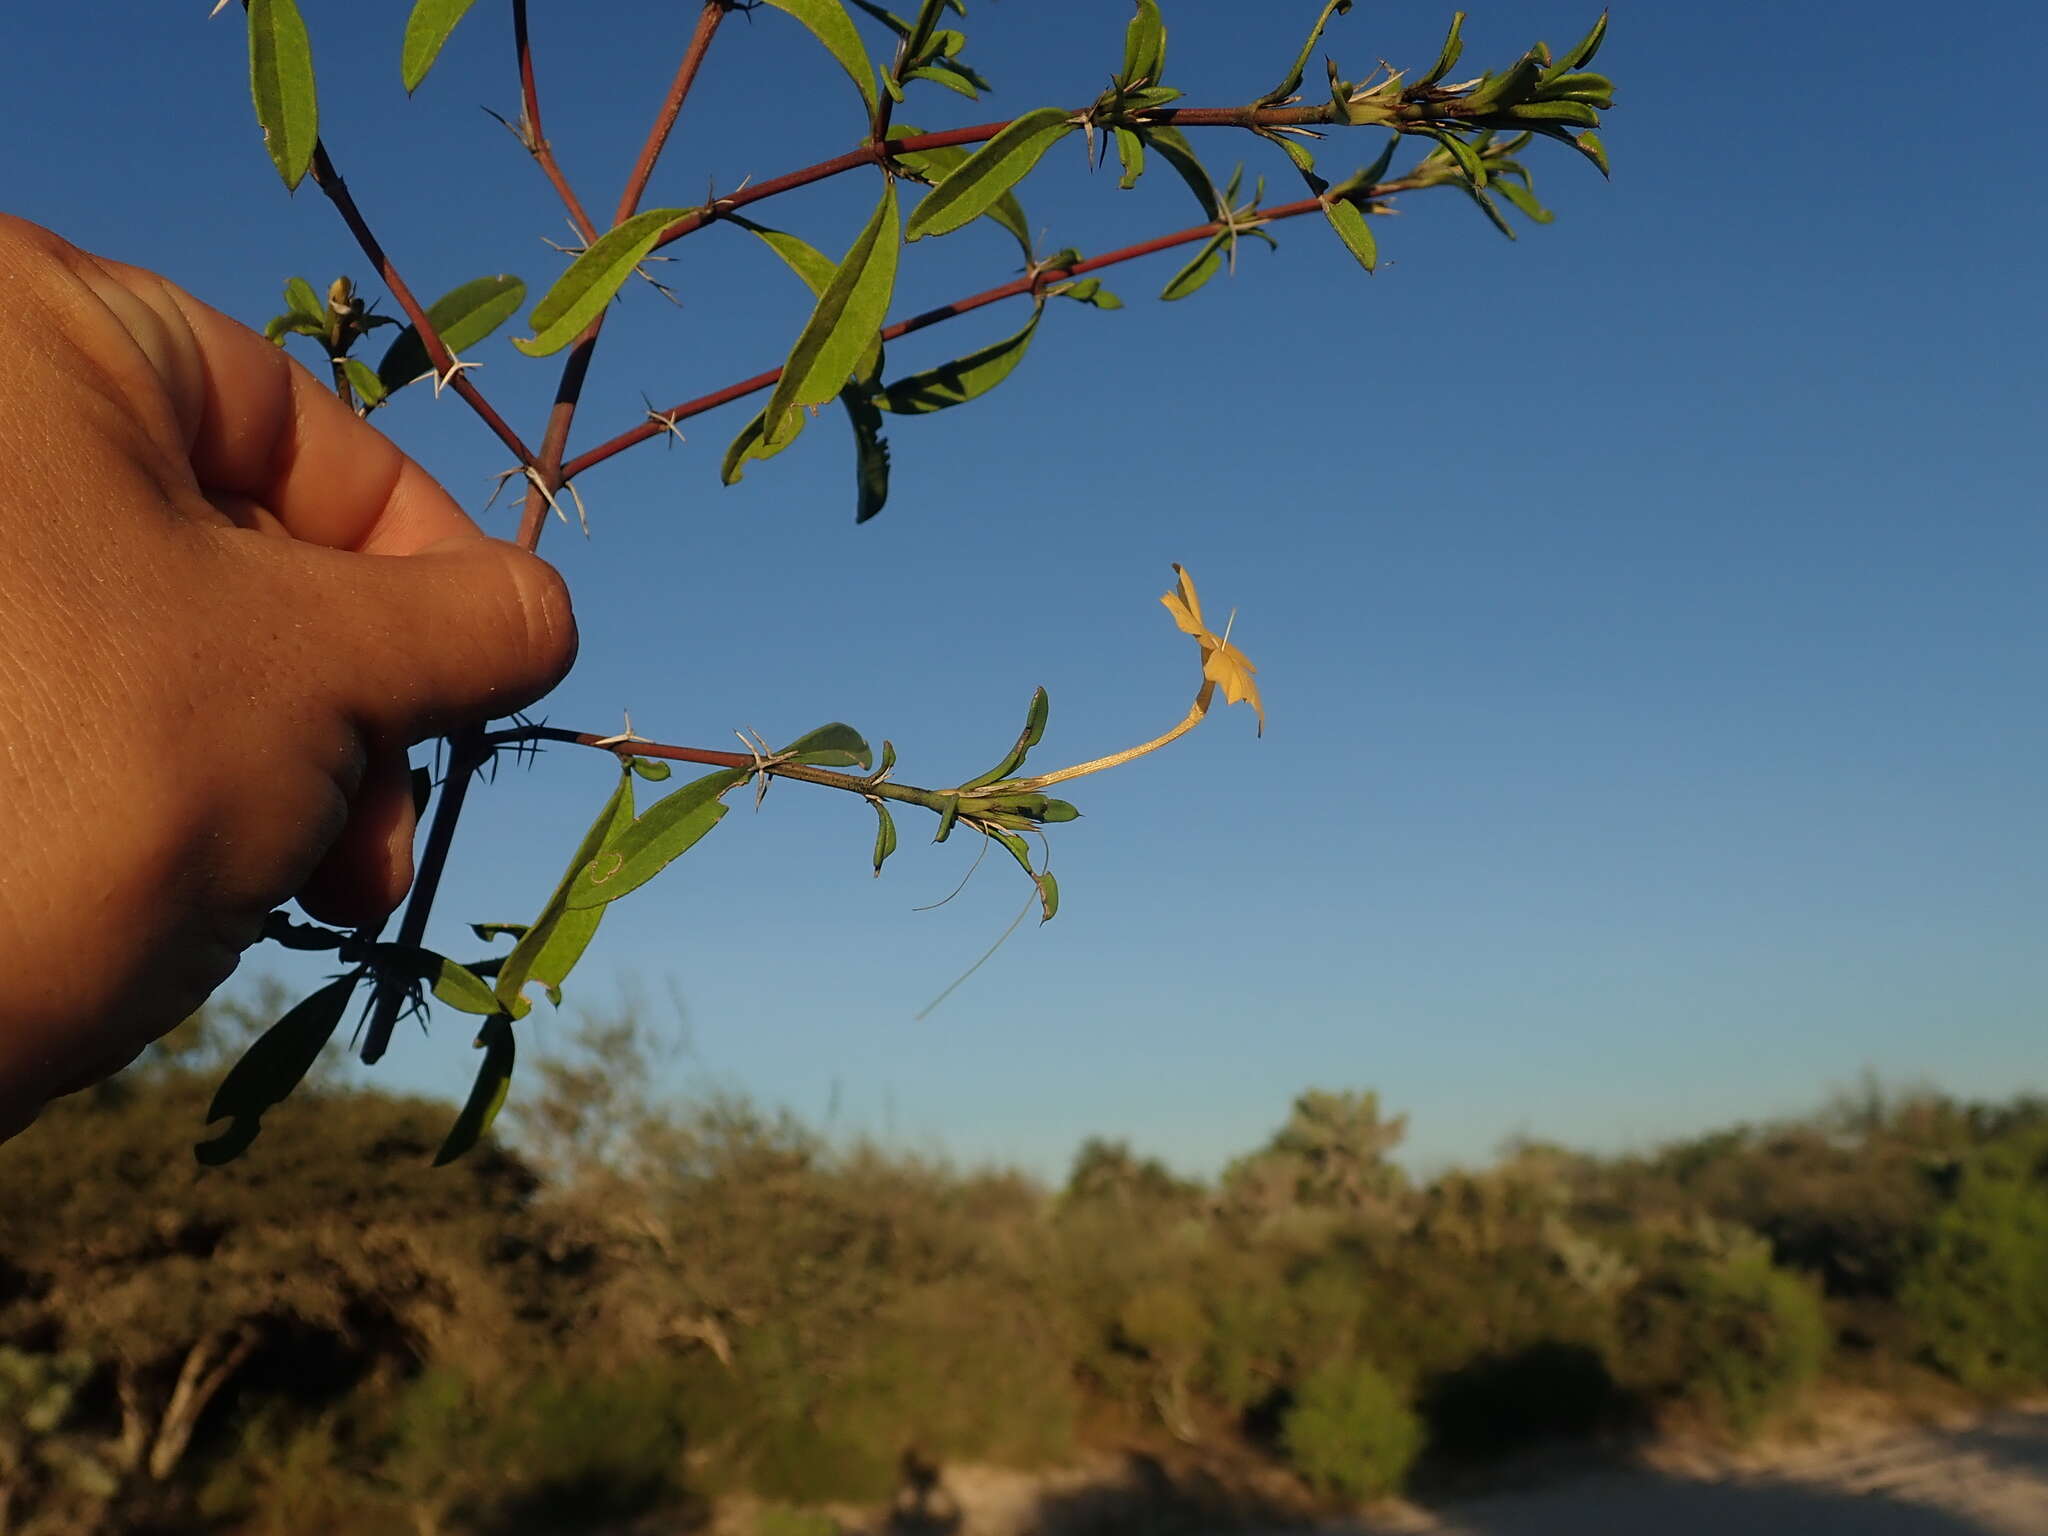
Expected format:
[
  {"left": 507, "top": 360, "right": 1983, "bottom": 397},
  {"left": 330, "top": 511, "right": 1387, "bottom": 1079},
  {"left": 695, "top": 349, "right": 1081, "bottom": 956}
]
[
  {"left": 493, "top": 768, "right": 637, "bottom": 1017},
  {"left": 1257, "top": 0, "right": 1351, "bottom": 106},
  {"left": 1142, "top": 124, "right": 1220, "bottom": 220},
  {"left": 871, "top": 799, "right": 899, "bottom": 874},
  {"left": 433, "top": 1013, "right": 514, "bottom": 1165},
  {"left": 1491, "top": 175, "right": 1554, "bottom": 224},
  {"left": 731, "top": 216, "right": 884, "bottom": 380},
  {"left": 285, "top": 276, "right": 323, "bottom": 324},
  {"left": 1545, "top": 10, "right": 1608, "bottom": 78},
  {"left": 1160, "top": 231, "right": 1227, "bottom": 302},
  {"left": 842, "top": 385, "right": 892, "bottom": 522},
  {"left": 905, "top": 106, "right": 1076, "bottom": 241},
  {"left": 377, "top": 274, "right": 526, "bottom": 393},
  {"left": 959, "top": 687, "right": 1049, "bottom": 789},
  {"left": 1121, "top": 0, "right": 1166, "bottom": 86},
  {"left": 984, "top": 828, "right": 1059, "bottom": 923},
  {"left": 761, "top": 180, "right": 900, "bottom": 448},
  {"left": 761, "top": 0, "right": 878, "bottom": 114},
  {"left": 401, "top": 0, "right": 481, "bottom": 93},
  {"left": 887, "top": 127, "right": 1033, "bottom": 258},
  {"left": 195, "top": 974, "right": 357, "bottom": 1163},
  {"left": 514, "top": 207, "right": 689, "bottom": 357},
  {"left": 248, "top": 0, "right": 318, "bottom": 191},
  {"left": 340, "top": 358, "right": 390, "bottom": 409},
  {"left": 1464, "top": 184, "right": 1516, "bottom": 239},
  {"left": 1416, "top": 10, "right": 1467, "bottom": 89},
  {"left": 567, "top": 768, "right": 748, "bottom": 911},
  {"left": 875, "top": 306, "right": 1041, "bottom": 415},
  {"left": 1319, "top": 195, "right": 1378, "bottom": 271}
]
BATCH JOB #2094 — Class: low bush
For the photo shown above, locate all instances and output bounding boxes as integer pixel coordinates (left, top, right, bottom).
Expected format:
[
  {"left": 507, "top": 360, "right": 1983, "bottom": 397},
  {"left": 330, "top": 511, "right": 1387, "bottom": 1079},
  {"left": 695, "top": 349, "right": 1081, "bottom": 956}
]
[{"left": 1280, "top": 1357, "right": 1425, "bottom": 1504}]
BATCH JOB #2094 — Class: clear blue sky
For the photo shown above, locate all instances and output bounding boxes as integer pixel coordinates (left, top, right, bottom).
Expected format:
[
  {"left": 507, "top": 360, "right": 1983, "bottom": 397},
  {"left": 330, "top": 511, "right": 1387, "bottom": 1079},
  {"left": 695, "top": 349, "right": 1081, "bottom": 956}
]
[{"left": 7, "top": 0, "right": 2042, "bottom": 1180}]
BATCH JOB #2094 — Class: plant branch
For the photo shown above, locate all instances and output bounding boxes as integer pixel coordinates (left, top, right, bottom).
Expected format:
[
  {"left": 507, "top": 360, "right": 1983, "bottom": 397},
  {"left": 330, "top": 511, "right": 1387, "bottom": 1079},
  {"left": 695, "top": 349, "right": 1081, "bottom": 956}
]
[
  {"left": 307, "top": 144, "right": 536, "bottom": 467},
  {"left": 359, "top": 731, "right": 490, "bottom": 1065},
  {"left": 641, "top": 95, "right": 1512, "bottom": 258},
  {"left": 513, "top": 0, "right": 601, "bottom": 244},
  {"left": 514, "top": 1, "right": 729, "bottom": 554},
  {"left": 563, "top": 169, "right": 1444, "bottom": 479},
  {"left": 615, "top": 1, "right": 730, "bottom": 225}
]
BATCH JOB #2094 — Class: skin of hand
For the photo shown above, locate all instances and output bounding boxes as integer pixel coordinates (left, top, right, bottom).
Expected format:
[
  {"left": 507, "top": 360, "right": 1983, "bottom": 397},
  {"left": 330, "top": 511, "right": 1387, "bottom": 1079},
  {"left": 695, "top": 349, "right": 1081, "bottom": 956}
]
[{"left": 0, "top": 215, "right": 576, "bottom": 1142}]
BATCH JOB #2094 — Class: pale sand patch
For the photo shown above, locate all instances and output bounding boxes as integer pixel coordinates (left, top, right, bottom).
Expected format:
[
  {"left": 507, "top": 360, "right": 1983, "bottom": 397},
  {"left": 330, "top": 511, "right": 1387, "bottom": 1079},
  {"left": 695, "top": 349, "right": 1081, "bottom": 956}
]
[{"left": 1364, "top": 1408, "right": 2048, "bottom": 1536}]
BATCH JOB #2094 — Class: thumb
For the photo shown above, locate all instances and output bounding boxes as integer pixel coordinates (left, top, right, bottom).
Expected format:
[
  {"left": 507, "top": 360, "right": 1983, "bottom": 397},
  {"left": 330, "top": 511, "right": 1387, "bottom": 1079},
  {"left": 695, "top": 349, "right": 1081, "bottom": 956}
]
[{"left": 267, "top": 531, "right": 579, "bottom": 744}]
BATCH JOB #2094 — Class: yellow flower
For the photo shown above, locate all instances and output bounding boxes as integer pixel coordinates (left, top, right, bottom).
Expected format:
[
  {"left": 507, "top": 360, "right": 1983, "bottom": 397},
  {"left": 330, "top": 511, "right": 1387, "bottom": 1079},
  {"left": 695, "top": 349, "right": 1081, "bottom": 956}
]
[{"left": 1160, "top": 563, "right": 1264, "bottom": 735}]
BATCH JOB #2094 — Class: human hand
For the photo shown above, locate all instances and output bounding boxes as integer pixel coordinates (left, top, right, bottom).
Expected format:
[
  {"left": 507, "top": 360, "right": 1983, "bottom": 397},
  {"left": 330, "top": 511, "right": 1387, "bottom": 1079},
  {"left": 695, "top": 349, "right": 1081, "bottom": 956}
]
[{"left": 0, "top": 216, "right": 576, "bottom": 1139}]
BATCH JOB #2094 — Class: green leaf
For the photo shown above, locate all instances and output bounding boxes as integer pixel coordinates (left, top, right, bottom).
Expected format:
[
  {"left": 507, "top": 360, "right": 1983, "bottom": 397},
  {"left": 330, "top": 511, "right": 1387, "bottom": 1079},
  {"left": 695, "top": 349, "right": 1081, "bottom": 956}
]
[
  {"left": 514, "top": 208, "right": 688, "bottom": 357},
  {"left": 780, "top": 723, "right": 873, "bottom": 770},
  {"left": 196, "top": 975, "right": 357, "bottom": 1162},
  {"left": 1504, "top": 99, "right": 1601, "bottom": 127},
  {"left": 887, "top": 127, "right": 1033, "bottom": 258},
  {"left": 1159, "top": 232, "right": 1226, "bottom": 301},
  {"left": 1573, "top": 128, "right": 1610, "bottom": 177},
  {"left": 1326, "top": 135, "right": 1399, "bottom": 201},
  {"left": 959, "top": 687, "right": 1049, "bottom": 789},
  {"left": 1140, "top": 125, "right": 1220, "bottom": 221},
  {"left": 429, "top": 955, "right": 499, "bottom": 1015},
  {"left": 567, "top": 768, "right": 747, "bottom": 911},
  {"left": 1416, "top": 10, "right": 1467, "bottom": 89},
  {"left": 630, "top": 756, "right": 673, "bottom": 781},
  {"left": 734, "top": 217, "right": 839, "bottom": 296},
  {"left": 376, "top": 274, "right": 526, "bottom": 393},
  {"left": 401, "top": 0, "right": 480, "bottom": 93},
  {"left": 1422, "top": 128, "right": 1487, "bottom": 187},
  {"left": 875, "top": 307, "right": 1041, "bottom": 415},
  {"left": 1121, "top": 0, "right": 1166, "bottom": 86},
  {"left": 761, "top": 181, "right": 900, "bottom": 448},
  {"left": 494, "top": 769, "right": 637, "bottom": 1017},
  {"left": 472, "top": 923, "right": 529, "bottom": 943},
  {"left": 760, "top": 0, "right": 878, "bottom": 114},
  {"left": 1547, "top": 10, "right": 1608, "bottom": 77},
  {"left": 1491, "top": 176, "right": 1554, "bottom": 224},
  {"left": 904, "top": 62, "right": 979, "bottom": 98},
  {"left": 1113, "top": 126, "right": 1146, "bottom": 190},
  {"left": 982, "top": 829, "right": 1059, "bottom": 922},
  {"left": 1263, "top": 130, "right": 1317, "bottom": 175},
  {"left": 340, "top": 357, "right": 389, "bottom": 408},
  {"left": 247, "top": 0, "right": 318, "bottom": 191},
  {"left": 932, "top": 795, "right": 962, "bottom": 843},
  {"left": 284, "top": 275, "right": 323, "bottom": 323},
  {"left": 841, "top": 384, "right": 892, "bottom": 523},
  {"left": 721, "top": 406, "right": 803, "bottom": 486},
  {"left": 1464, "top": 184, "right": 1516, "bottom": 239},
  {"left": 1257, "top": 0, "right": 1352, "bottom": 107},
  {"left": 433, "top": 1013, "right": 514, "bottom": 1165},
  {"left": 733, "top": 217, "right": 886, "bottom": 384},
  {"left": 871, "top": 800, "right": 899, "bottom": 874},
  {"left": 905, "top": 106, "right": 1075, "bottom": 242},
  {"left": 1054, "top": 277, "right": 1123, "bottom": 309},
  {"left": 1037, "top": 871, "right": 1061, "bottom": 922},
  {"left": 1319, "top": 195, "right": 1378, "bottom": 272}
]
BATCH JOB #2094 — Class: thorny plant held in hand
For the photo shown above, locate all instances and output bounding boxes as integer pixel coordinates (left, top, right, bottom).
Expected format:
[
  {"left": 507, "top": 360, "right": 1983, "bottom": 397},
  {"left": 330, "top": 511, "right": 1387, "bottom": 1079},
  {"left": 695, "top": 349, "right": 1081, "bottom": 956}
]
[{"left": 204, "top": 0, "right": 1618, "bottom": 1164}]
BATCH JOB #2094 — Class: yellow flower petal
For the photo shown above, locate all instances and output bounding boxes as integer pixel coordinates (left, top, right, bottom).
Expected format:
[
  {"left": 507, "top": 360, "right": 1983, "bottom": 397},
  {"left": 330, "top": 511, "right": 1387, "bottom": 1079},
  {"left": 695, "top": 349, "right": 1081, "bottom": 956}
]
[{"left": 1160, "top": 563, "right": 1264, "bottom": 735}]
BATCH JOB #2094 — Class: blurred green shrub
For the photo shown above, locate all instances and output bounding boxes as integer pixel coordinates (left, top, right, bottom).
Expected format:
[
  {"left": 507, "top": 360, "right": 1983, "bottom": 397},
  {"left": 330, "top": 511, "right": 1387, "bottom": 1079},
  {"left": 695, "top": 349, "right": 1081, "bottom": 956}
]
[
  {"left": 1901, "top": 1127, "right": 2048, "bottom": 1393},
  {"left": 1280, "top": 1357, "right": 1424, "bottom": 1503},
  {"left": 1618, "top": 1245, "right": 1828, "bottom": 1435}
]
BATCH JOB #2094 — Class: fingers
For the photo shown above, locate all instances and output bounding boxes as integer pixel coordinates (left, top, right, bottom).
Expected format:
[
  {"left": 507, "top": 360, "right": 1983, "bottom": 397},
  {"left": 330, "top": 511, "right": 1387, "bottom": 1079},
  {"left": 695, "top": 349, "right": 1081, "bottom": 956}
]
[
  {"left": 297, "top": 748, "right": 418, "bottom": 926},
  {"left": 90, "top": 249, "right": 486, "bottom": 556},
  {"left": 237, "top": 531, "right": 578, "bottom": 746}
]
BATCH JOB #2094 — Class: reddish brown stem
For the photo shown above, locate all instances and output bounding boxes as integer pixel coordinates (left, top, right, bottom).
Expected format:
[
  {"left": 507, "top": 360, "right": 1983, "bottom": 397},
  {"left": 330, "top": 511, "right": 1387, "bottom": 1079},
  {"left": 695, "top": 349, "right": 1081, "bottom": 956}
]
[
  {"left": 514, "top": 0, "right": 601, "bottom": 244},
  {"left": 308, "top": 144, "right": 536, "bottom": 467},
  {"left": 615, "top": 1, "right": 729, "bottom": 225},
  {"left": 561, "top": 177, "right": 1433, "bottom": 480},
  {"left": 515, "top": 1, "right": 728, "bottom": 554}
]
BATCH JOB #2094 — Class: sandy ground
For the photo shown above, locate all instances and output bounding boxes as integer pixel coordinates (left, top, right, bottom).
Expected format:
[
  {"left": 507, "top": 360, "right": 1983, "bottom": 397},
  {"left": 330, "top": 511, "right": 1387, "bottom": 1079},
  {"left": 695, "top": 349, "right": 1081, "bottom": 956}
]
[{"left": 1364, "top": 1408, "right": 2048, "bottom": 1536}]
